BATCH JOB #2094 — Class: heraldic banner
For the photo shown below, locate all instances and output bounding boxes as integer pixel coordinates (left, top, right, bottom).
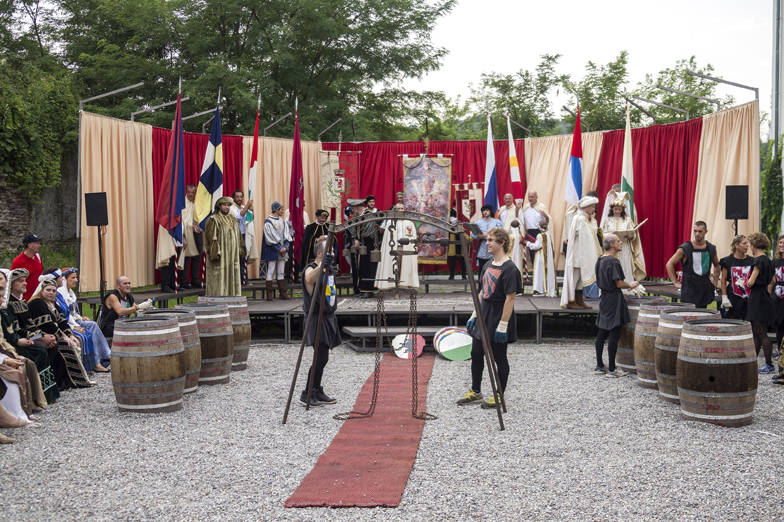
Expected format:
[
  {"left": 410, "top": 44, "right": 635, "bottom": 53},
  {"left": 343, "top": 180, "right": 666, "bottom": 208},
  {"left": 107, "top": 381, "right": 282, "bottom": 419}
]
[
  {"left": 319, "top": 150, "right": 360, "bottom": 224},
  {"left": 402, "top": 156, "right": 452, "bottom": 263}
]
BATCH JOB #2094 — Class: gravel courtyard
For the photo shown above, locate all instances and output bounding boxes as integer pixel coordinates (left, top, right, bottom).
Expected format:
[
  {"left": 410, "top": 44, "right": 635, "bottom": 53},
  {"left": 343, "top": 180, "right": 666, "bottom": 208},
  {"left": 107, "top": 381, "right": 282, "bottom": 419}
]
[{"left": 4, "top": 342, "right": 782, "bottom": 521}]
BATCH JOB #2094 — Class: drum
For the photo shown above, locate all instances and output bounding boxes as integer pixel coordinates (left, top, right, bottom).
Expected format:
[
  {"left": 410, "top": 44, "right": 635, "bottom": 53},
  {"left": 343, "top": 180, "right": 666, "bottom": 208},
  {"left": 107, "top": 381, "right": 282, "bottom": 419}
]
[
  {"left": 434, "top": 327, "right": 472, "bottom": 361},
  {"left": 140, "top": 309, "right": 201, "bottom": 394},
  {"left": 654, "top": 308, "right": 718, "bottom": 403},
  {"left": 110, "top": 316, "right": 185, "bottom": 413},
  {"left": 177, "top": 303, "right": 234, "bottom": 385},
  {"left": 618, "top": 297, "right": 665, "bottom": 374},
  {"left": 677, "top": 319, "right": 757, "bottom": 427},
  {"left": 634, "top": 302, "right": 694, "bottom": 388},
  {"left": 392, "top": 334, "right": 425, "bottom": 359},
  {"left": 198, "top": 296, "right": 251, "bottom": 371}
]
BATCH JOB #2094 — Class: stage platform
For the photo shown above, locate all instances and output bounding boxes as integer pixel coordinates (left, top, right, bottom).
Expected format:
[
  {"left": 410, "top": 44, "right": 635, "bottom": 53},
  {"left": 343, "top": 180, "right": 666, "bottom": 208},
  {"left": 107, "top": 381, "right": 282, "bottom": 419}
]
[{"left": 248, "top": 293, "right": 605, "bottom": 344}]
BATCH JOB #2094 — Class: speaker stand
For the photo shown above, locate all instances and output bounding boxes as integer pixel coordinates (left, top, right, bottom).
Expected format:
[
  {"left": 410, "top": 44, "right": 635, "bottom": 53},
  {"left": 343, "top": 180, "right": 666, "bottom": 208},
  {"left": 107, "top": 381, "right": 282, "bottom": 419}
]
[
  {"left": 732, "top": 218, "right": 738, "bottom": 237},
  {"left": 97, "top": 226, "right": 106, "bottom": 303}
]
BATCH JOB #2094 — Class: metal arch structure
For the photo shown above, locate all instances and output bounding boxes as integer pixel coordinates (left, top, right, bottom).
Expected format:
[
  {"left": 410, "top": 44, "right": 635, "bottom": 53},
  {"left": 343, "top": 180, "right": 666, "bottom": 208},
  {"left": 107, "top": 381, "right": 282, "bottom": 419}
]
[{"left": 282, "top": 209, "right": 508, "bottom": 430}]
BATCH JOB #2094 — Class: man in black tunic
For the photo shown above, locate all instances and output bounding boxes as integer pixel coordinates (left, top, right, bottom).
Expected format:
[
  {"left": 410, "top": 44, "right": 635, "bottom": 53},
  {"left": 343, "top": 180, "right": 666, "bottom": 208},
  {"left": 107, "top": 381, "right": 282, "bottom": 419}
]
[
  {"left": 300, "top": 236, "right": 342, "bottom": 407},
  {"left": 665, "top": 221, "right": 719, "bottom": 308},
  {"left": 357, "top": 195, "right": 379, "bottom": 297},
  {"left": 300, "top": 209, "right": 336, "bottom": 268},
  {"left": 595, "top": 233, "right": 639, "bottom": 377}
]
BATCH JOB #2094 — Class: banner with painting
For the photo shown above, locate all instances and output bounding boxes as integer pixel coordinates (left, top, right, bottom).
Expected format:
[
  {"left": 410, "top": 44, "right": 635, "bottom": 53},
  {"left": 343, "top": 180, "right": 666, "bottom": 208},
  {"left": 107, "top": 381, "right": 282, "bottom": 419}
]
[
  {"left": 319, "top": 150, "right": 360, "bottom": 224},
  {"left": 402, "top": 156, "right": 452, "bottom": 263}
]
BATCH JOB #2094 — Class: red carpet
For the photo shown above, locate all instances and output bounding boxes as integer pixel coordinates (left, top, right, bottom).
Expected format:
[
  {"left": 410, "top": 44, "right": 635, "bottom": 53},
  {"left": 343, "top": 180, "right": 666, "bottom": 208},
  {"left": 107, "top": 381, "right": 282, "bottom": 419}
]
[{"left": 285, "top": 353, "right": 435, "bottom": 508}]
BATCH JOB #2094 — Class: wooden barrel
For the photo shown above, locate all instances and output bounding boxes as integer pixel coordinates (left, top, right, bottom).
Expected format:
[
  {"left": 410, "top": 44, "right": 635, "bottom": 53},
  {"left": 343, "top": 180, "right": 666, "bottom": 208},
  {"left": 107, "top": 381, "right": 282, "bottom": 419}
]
[
  {"left": 198, "top": 296, "right": 251, "bottom": 371},
  {"left": 177, "top": 303, "right": 234, "bottom": 385},
  {"left": 634, "top": 302, "right": 695, "bottom": 388},
  {"left": 677, "top": 319, "right": 758, "bottom": 427},
  {"left": 654, "top": 308, "right": 719, "bottom": 403},
  {"left": 110, "top": 316, "right": 185, "bottom": 413},
  {"left": 618, "top": 297, "right": 665, "bottom": 374},
  {"left": 140, "top": 309, "right": 201, "bottom": 393}
]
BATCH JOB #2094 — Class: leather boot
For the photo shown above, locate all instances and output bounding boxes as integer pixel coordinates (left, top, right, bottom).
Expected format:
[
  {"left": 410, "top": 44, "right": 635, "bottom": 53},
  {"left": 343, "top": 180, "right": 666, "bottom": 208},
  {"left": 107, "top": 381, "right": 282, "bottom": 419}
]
[
  {"left": 565, "top": 300, "right": 581, "bottom": 310},
  {"left": 266, "top": 281, "right": 275, "bottom": 301},
  {"left": 575, "top": 290, "right": 591, "bottom": 310},
  {"left": 277, "top": 279, "right": 289, "bottom": 300}
]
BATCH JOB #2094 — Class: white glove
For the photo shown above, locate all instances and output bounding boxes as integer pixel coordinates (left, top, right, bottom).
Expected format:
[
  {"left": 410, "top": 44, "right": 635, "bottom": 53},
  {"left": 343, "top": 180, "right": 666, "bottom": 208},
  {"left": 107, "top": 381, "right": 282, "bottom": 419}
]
[{"left": 721, "top": 295, "right": 732, "bottom": 309}]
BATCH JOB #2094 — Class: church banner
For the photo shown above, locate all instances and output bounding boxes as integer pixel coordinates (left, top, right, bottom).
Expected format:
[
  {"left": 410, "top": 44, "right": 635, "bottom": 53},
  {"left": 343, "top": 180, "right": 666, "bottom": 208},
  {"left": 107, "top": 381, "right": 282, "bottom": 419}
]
[
  {"left": 402, "top": 156, "right": 452, "bottom": 263},
  {"left": 319, "top": 150, "right": 360, "bottom": 224}
]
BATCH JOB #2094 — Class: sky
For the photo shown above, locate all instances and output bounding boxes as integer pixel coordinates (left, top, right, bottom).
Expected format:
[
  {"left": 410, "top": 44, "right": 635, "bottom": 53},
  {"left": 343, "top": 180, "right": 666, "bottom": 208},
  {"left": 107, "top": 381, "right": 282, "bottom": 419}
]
[{"left": 404, "top": 0, "right": 773, "bottom": 135}]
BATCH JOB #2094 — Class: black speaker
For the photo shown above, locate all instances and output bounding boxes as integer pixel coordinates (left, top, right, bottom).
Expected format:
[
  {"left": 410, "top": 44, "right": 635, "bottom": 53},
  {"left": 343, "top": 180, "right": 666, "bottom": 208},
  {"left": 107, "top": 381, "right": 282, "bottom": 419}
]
[
  {"left": 725, "top": 185, "right": 748, "bottom": 220},
  {"left": 85, "top": 192, "right": 108, "bottom": 226}
]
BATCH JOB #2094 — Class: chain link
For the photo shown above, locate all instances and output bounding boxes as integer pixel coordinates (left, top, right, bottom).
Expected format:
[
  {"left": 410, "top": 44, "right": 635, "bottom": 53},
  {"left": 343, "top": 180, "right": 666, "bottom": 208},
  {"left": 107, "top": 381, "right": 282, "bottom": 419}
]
[{"left": 408, "top": 288, "right": 437, "bottom": 421}]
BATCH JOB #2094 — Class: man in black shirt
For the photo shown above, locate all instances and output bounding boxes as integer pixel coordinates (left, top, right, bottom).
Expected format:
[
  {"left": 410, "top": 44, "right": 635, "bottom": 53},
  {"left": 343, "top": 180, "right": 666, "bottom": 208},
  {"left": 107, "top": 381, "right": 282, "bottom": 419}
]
[
  {"left": 666, "top": 221, "right": 719, "bottom": 308},
  {"left": 594, "top": 234, "right": 639, "bottom": 377}
]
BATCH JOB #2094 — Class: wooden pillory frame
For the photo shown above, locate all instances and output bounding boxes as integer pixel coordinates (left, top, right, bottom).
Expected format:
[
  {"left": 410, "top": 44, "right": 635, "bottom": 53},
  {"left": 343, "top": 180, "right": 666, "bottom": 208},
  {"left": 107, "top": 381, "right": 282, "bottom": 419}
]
[{"left": 282, "top": 209, "right": 508, "bottom": 430}]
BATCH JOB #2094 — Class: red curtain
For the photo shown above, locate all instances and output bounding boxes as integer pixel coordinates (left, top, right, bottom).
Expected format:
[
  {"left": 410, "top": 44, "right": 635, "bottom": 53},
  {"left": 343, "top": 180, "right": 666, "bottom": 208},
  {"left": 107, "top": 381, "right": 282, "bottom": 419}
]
[{"left": 596, "top": 118, "right": 703, "bottom": 277}]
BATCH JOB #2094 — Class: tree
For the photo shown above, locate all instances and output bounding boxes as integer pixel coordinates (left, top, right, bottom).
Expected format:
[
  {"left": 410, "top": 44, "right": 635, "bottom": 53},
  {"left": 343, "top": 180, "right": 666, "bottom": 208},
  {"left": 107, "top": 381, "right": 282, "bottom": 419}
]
[
  {"left": 761, "top": 140, "right": 782, "bottom": 247},
  {"left": 470, "top": 54, "right": 567, "bottom": 137},
  {"left": 633, "top": 56, "right": 734, "bottom": 124},
  {"left": 563, "top": 51, "right": 632, "bottom": 132}
]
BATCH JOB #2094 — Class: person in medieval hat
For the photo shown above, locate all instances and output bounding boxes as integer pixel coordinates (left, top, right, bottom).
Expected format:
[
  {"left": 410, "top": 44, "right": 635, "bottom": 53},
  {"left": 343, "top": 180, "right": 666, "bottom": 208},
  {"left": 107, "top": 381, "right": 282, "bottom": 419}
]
[
  {"left": 357, "top": 195, "right": 380, "bottom": 297},
  {"left": 261, "top": 201, "right": 292, "bottom": 300},
  {"left": 560, "top": 195, "right": 603, "bottom": 310},
  {"left": 300, "top": 209, "right": 337, "bottom": 269},
  {"left": 204, "top": 196, "right": 242, "bottom": 297}
]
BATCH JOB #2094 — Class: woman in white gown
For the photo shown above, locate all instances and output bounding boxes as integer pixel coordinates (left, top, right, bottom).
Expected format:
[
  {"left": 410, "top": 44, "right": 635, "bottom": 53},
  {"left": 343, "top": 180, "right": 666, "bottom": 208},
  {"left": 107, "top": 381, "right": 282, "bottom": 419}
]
[
  {"left": 601, "top": 197, "right": 646, "bottom": 294},
  {"left": 376, "top": 204, "right": 419, "bottom": 290}
]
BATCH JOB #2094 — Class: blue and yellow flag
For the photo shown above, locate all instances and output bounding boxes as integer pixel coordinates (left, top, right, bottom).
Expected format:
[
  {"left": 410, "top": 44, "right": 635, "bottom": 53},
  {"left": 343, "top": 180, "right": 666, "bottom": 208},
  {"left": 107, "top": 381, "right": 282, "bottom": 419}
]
[{"left": 194, "top": 105, "right": 223, "bottom": 228}]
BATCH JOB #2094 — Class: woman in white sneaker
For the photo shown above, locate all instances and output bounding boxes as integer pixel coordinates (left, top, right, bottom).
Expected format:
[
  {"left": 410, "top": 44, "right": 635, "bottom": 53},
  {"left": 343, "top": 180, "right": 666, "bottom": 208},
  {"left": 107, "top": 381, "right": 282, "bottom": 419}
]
[{"left": 457, "top": 227, "right": 522, "bottom": 409}]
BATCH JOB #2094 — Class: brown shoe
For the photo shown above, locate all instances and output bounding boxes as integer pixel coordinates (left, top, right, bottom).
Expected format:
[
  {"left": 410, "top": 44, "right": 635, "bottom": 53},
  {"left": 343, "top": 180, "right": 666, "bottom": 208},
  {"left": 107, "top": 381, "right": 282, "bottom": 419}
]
[
  {"left": 565, "top": 301, "right": 582, "bottom": 310},
  {"left": 575, "top": 290, "right": 592, "bottom": 310},
  {"left": 277, "top": 279, "right": 289, "bottom": 300},
  {"left": 0, "top": 433, "right": 16, "bottom": 444},
  {"left": 265, "top": 281, "right": 275, "bottom": 301}
]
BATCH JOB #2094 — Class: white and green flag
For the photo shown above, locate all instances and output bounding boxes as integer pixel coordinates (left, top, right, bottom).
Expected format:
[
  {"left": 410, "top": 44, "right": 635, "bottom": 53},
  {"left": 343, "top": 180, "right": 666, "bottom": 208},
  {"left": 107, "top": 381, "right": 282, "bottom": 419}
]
[{"left": 621, "top": 104, "right": 635, "bottom": 221}]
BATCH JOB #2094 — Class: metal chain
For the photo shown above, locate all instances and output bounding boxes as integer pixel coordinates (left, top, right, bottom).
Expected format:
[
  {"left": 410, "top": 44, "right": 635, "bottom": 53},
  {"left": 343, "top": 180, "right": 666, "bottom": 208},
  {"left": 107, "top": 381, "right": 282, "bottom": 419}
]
[
  {"left": 333, "top": 291, "right": 383, "bottom": 421},
  {"left": 409, "top": 288, "right": 436, "bottom": 421}
]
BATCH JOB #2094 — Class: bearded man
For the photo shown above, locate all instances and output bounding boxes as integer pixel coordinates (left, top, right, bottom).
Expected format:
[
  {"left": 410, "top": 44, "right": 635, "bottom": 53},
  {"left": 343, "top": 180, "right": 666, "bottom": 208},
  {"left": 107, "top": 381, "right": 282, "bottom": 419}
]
[
  {"left": 560, "top": 196, "right": 603, "bottom": 310},
  {"left": 204, "top": 196, "right": 242, "bottom": 296}
]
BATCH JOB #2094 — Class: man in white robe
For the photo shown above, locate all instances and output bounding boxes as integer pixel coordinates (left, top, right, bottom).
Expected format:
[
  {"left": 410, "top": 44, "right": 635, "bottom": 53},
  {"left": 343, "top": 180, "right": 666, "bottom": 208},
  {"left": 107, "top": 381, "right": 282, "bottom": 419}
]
[
  {"left": 181, "top": 184, "right": 202, "bottom": 288},
  {"left": 560, "top": 196, "right": 602, "bottom": 310},
  {"left": 526, "top": 217, "right": 556, "bottom": 297},
  {"left": 376, "top": 204, "right": 419, "bottom": 290}
]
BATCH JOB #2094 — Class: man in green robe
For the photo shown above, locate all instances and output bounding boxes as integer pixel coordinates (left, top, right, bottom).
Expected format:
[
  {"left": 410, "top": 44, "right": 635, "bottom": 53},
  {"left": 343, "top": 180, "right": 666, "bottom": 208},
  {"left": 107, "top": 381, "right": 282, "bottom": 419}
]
[{"left": 205, "top": 197, "right": 242, "bottom": 296}]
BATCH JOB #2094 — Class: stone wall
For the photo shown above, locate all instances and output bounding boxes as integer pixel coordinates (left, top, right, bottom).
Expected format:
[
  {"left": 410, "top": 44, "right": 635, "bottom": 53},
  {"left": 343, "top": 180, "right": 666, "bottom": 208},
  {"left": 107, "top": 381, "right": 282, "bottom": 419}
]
[{"left": 0, "top": 148, "right": 78, "bottom": 252}]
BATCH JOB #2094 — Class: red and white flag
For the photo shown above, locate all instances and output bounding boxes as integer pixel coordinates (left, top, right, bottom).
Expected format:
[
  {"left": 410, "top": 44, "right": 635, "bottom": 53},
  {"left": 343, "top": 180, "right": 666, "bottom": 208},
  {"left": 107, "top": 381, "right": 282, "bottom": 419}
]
[{"left": 506, "top": 114, "right": 524, "bottom": 204}]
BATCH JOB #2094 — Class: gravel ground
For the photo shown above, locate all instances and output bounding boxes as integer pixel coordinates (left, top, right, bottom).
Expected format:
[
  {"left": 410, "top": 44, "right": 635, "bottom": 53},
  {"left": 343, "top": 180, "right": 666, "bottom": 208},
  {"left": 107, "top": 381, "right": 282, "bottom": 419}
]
[{"left": 3, "top": 341, "right": 782, "bottom": 521}]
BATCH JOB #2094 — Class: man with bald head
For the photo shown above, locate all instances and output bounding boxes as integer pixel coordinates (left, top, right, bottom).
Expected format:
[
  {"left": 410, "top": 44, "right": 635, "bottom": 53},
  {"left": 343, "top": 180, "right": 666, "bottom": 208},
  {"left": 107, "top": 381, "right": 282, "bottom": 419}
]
[{"left": 98, "top": 276, "right": 138, "bottom": 342}]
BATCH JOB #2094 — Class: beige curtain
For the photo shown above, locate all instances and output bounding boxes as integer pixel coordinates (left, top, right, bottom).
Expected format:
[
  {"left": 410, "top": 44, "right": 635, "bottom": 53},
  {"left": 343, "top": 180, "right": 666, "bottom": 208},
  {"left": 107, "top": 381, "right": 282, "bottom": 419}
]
[
  {"left": 241, "top": 136, "right": 322, "bottom": 278},
  {"left": 693, "top": 101, "right": 760, "bottom": 258},
  {"left": 523, "top": 131, "right": 604, "bottom": 268},
  {"left": 79, "top": 113, "right": 155, "bottom": 292}
]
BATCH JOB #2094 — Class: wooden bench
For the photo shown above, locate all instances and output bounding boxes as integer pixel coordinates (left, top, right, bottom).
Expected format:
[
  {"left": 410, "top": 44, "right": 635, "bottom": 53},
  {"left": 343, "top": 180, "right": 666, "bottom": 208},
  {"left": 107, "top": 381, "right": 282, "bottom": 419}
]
[{"left": 342, "top": 325, "right": 445, "bottom": 352}]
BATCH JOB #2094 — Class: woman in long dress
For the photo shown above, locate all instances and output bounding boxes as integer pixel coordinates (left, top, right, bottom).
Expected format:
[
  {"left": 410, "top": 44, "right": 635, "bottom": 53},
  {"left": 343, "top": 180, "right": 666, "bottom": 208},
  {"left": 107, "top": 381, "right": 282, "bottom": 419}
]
[
  {"left": 375, "top": 203, "right": 419, "bottom": 290},
  {"left": 601, "top": 197, "right": 646, "bottom": 294}
]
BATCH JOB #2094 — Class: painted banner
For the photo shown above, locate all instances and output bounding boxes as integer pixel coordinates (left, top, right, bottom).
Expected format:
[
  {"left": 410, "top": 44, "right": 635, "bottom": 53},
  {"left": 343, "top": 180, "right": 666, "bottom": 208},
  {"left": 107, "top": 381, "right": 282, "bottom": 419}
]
[
  {"left": 402, "top": 156, "right": 452, "bottom": 263},
  {"left": 319, "top": 150, "right": 360, "bottom": 224}
]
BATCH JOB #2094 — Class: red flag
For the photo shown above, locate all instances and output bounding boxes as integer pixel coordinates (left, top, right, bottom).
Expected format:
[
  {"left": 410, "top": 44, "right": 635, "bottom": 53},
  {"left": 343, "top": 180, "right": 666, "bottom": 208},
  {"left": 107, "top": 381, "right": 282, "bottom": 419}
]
[
  {"left": 288, "top": 102, "right": 304, "bottom": 262},
  {"left": 154, "top": 92, "right": 186, "bottom": 242}
]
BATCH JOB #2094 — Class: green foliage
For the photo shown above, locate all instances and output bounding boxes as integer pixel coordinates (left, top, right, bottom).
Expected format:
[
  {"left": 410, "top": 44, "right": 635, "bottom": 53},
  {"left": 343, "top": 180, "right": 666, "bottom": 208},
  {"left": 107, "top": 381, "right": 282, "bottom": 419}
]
[
  {"left": 0, "top": 241, "right": 77, "bottom": 269},
  {"left": 0, "top": 63, "right": 78, "bottom": 200},
  {"left": 633, "top": 56, "right": 734, "bottom": 124},
  {"left": 761, "top": 140, "right": 783, "bottom": 246},
  {"left": 563, "top": 51, "right": 631, "bottom": 132},
  {"left": 470, "top": 54, "right": 568, "bottom": 137}
]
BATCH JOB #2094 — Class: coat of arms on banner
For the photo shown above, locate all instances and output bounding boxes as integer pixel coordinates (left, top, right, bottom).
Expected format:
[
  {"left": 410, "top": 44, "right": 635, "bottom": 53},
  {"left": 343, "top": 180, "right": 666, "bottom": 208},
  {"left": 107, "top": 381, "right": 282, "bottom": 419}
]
[
  {"left": 319, "top": 150, "right": 360, "bottom": 224},
  {"left": 402, "top": 156, "right": 452, "bottom": 263}
]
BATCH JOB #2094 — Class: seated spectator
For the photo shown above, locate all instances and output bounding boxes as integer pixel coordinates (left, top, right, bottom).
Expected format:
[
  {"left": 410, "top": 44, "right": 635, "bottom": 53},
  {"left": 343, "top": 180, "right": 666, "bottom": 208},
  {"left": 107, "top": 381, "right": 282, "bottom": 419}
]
[
  {"left": 1, "top": 337, "right": 34, "bottom": 426},
  {"left": 1, "top": 269, "right": 57, "bottom": 406},
  {"left": 28, "top": 277, "right": 94, "bottom": 389},
  {"left": 58, "top": 268, "right": 110, "bottom": 372},
  {"left": 97, "top": 276, "right": 138, "bottom": 342}
]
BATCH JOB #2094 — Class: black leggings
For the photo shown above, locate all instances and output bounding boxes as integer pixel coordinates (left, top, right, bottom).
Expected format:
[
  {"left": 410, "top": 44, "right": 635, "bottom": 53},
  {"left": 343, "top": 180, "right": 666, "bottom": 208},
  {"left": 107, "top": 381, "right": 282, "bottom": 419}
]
[
  {"left": 595, "top": 326, "right": 621, "bottom": 371},
  {"left": 751, "top": 322, "right": 772, "bottom": 365},
  {"left": 305, "top": 341, "right": 330, "bottom": 391},
  {"left": 470, "top": 338, "right": 509, "bottom": 394},
  {"left": 448, "top": 255, "right": 466, "bottom": 278}
]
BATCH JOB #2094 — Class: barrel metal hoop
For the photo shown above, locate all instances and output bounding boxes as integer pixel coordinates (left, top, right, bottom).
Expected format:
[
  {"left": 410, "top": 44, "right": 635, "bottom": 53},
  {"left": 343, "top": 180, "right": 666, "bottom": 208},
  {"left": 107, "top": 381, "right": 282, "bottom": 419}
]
[
  {"left": 113, "top": 376, "right": 186, "bottom": 387},
  {"left": 112, "top": 348, "right": 184, "bottom": 358},
  {"left": 115, "top": 326, "right": 181, "bottom": 336},
  {"left": 654, "top": 343, "right": 679, "bottom": 352},
  {"left": 657, "top": 321, "right": 683, "bottom": 330},
  {"left": 677, "top": 387, "right": 757, "bottom": 398},
  {"left": 677, "top": 355, "right": 757, "bottom": 364},
  {"left": 637, "top": 376, "right": 657, "bottom": 383},
  {"left": 658, "top": 391, "right": 679, "bottom": 399},
  {"left": 201, "top": 355, "right": 233, "bottom": 363},
  {"left": 117, "top": 398, "right": 183, "bottom": 410},
  {"left": 680, "top": 410, "right": 752, "bottom": 421},
  {"left": 680, "top": 333, "right": 753, "bottom": 341}
]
